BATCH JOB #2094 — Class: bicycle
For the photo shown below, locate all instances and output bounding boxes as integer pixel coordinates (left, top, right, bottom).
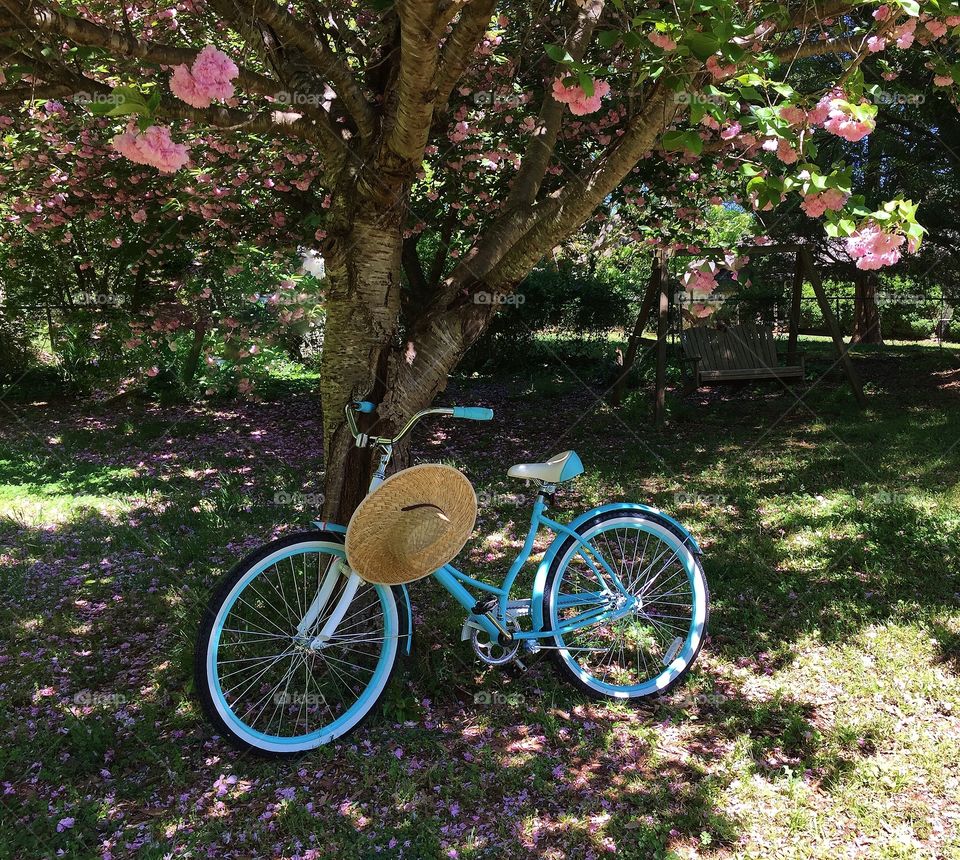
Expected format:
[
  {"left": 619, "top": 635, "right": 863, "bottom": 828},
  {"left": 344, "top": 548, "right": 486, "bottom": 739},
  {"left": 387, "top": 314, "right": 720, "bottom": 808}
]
[{"left": 195, "top": 401, "right": 709, "bottom": 756}]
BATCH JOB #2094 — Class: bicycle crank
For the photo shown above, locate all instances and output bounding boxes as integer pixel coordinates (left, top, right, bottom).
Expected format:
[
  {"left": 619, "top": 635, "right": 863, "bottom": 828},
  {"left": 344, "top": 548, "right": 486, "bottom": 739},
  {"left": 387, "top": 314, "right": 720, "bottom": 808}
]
[{"left": 462, "top": 599, "right": 530, "bottom": 668}]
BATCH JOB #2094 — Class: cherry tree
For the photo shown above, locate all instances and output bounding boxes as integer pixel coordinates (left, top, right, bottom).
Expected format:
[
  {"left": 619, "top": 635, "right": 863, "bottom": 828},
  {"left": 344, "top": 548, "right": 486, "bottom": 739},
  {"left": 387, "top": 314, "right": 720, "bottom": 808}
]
[{"left": 1, "top": 0, "right": 956, "bottom": 517}]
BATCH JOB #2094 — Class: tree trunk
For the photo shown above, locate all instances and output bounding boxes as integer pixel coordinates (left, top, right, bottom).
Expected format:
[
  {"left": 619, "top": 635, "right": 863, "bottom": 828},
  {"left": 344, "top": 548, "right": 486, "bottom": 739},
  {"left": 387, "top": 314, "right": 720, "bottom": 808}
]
[
  {"left": 180, "top": 316, "right": 207, "bottom": 387},
  {"left": 318, "top": 208, "right": 505, "bottom": 522},
  {"left": 318, "top": 201, "right": 405, "bottom": 522},
  {"left": 851, "top": 271, "right": 883, "bottom": 345},
  {"left": 609, "top": 269, "right": 659, "bottom": 406}
]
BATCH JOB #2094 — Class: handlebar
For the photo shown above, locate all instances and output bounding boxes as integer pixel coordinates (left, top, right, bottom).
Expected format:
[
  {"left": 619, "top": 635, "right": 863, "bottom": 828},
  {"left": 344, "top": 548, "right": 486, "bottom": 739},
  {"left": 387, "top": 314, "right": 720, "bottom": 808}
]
[
  {"left": 345, "top": 401, "right": 493, "bottom": 448},
  {"left": 452, "top": 406, "right": 493, "bottom": 421}
]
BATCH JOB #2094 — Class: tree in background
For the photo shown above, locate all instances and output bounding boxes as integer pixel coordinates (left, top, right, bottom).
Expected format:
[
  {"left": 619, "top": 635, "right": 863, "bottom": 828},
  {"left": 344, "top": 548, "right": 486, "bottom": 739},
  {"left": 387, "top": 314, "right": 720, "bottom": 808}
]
[{"left": 0, "top": 0, "right": 954, "bottom": 516}]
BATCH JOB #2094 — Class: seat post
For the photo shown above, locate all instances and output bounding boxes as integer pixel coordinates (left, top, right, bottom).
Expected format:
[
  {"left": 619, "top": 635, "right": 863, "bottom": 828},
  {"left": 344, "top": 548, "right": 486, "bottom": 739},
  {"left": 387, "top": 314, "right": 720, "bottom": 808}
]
[{"left": 536, "top": 482, "right": 557, "bottom": 506}]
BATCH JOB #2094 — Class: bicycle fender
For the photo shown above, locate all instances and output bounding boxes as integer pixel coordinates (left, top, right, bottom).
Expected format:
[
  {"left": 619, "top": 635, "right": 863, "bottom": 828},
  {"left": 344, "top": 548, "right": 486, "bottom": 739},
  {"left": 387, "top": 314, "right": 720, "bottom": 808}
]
[
  {"left": 530, "top": 503, "right": 701, "bottom": 633},
  {"left": 311, "top": 520, "right": 413, "bottom": 655}
]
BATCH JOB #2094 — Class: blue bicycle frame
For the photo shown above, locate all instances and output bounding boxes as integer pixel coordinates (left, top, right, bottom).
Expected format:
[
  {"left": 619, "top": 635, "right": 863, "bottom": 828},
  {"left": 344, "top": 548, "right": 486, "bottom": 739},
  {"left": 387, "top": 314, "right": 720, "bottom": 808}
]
[
  {"left": 432, "top": 491, "right": 640, "bottom": 644},
  {"left": 327, "top": 400, "right": 701, "bottom": 649}
]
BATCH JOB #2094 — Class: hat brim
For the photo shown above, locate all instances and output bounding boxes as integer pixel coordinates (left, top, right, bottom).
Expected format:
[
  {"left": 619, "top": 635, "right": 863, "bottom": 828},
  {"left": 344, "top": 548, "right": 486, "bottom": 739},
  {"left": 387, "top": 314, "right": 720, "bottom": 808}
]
[{"left": 345, "top": 464, "right": 477, "bottom": 585}]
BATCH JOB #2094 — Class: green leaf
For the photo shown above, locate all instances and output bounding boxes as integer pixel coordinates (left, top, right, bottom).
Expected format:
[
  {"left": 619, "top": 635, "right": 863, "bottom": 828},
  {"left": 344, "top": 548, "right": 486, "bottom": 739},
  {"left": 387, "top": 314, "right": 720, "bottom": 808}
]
[
  {"left": 107, "top": 101, "right": 149, "bottom": 117},
  {"left": 685, "top": 31, "right": 719, "bottom": 61},
  {"left": 86, "top": 101, "right": 115, "bottom": 116},
  {"left": 597, "top": 30, "right": 620, "bottom": 49},
  {"left": 545, "top": 44, "right": 573, "bottom": 64},
  {"left": 662, "top": 129, "right": 703, "bottom": 155}
]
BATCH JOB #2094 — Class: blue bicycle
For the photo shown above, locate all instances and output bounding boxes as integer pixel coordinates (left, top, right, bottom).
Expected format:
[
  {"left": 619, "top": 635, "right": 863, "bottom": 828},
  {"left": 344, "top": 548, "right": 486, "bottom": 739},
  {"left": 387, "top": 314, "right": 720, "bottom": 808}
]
[{"left": 195, "top": 402, "right": 709, "bottom": 755}]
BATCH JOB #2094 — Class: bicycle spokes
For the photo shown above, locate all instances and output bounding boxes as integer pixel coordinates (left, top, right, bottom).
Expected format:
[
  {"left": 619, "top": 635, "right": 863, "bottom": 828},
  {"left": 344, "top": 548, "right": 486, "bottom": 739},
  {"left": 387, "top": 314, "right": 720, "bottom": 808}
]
[
  {"left": 214, "top": 551, "right": 389, "bottom": 739},
  {"left": 554, "top": 524, "right": 695, "bottom": 688}
]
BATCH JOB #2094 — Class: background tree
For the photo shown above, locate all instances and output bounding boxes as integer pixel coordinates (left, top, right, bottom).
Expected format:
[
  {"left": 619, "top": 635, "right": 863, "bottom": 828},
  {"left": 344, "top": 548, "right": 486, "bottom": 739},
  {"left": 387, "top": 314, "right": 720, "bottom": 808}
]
[{"left": 1, "top": 0, "right": 953, "bottom": 517}]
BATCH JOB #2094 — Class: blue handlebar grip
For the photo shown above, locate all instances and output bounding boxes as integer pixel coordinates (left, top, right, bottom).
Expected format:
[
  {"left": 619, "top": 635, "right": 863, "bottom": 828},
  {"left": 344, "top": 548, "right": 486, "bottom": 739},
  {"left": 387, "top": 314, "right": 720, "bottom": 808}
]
[
  {"left": 354, "top": 401, "right": 376, "bottom": 413},
  {"left": 453, "top": 406, "right": 493, "bottom": 421}
]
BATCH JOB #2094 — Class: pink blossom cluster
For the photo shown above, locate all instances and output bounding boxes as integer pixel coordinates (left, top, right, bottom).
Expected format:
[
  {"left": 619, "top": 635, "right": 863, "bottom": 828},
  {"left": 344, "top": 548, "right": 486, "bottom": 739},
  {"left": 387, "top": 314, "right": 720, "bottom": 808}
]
[
  {"left": 648, "top": 31, "right": 677, "bottom": 52},
  {"left": 779, "top": 105, "right": 806, "bottom": 125},
  {"left": 682, "top": 260, "right": 719, "bottom": 294},
  {"left": 706, "top": 55, "right": 737, "bottom": 79},
  {"left": 551, "top": 77, "right": 611, "bottom": 115},
  {"left": 800, "top": 188, "right": 848, "bottom": 217},
  {"left": 170, "top": 45, "right": 239, "bottom": 109},
  {"left": 892, "top": 17, "right": 917, "bottom": 50},
  {"left": 820, "top": 97, "right": 874, "bottom": 142},
  {"left": 112, "top": 123, "right": 190, "bottom": 173},
  {"left": 846, "top": 224, "right": 906, "bottom": 270},
  {"left": 761, "top": 137, "right": 798, "bottom": 164}
]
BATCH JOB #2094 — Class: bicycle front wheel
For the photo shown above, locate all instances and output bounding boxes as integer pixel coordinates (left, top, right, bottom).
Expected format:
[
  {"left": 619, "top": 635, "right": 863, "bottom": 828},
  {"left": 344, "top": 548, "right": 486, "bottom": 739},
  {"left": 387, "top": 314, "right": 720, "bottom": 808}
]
[
  {"left": 195, "top": 532, "right": 406, "bottom": 756},
  {"left": 543, "top": 510, "right": 708, "bottom": 701}
]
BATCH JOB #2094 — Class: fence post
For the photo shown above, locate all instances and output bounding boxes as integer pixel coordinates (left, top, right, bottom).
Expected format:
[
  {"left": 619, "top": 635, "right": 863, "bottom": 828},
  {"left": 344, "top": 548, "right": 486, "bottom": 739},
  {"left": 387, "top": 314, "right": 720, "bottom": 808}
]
[{"left": 653, "top": 251, "right": 670, "bottom": 427}]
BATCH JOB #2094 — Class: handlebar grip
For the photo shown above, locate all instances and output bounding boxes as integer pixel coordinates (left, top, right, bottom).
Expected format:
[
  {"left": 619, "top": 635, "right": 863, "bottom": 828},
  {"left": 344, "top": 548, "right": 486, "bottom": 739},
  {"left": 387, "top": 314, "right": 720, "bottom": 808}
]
[
  {"left": 453, "top": 406, "right": 493, "bottom": 421},
  {"left": 353, "top": 401, "right": 376, "bottom": 414}
]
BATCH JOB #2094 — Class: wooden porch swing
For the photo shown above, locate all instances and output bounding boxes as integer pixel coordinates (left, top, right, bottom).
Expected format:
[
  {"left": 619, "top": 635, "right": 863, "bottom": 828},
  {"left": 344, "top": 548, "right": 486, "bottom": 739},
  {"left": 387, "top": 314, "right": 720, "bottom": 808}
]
[{"left": 610, "top": 244, "right": 866, "bottom": 424}]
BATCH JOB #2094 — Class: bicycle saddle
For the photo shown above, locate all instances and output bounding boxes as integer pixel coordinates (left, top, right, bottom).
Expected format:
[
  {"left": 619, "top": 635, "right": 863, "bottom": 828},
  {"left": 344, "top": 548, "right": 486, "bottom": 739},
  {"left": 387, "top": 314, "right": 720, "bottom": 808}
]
[{"left": 507, "top": 450, "right": 584, "bottom": 483}]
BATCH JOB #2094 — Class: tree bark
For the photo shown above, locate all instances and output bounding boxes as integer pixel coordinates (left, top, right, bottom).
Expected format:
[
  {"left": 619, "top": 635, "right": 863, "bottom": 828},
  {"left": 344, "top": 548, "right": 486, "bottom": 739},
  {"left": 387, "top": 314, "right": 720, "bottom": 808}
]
[
  {"left": 850, "top": 271, "right": 883, "bottom": 345},
  {"left": 609, "top": 268, "right": 659, "bottom": 406},
  {"left": 318, "top": 196, "right": 406, "bottom": 521}
]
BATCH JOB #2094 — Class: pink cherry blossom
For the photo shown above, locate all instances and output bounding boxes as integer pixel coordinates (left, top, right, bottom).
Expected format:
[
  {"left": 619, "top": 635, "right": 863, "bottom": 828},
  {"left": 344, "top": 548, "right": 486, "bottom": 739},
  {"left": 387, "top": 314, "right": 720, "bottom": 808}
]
[
  {"left": 934, "top": 74, "right": 953, "bottom": 86},
  {"left": 705, "top": 55, "right": 737, "bottom": 80},
  {"left": 690, "top": 302, "right": 715, "bottom": 318},
  {"left": 170, "top": 45, "right": 238, "bottom": 108},
  {"left": 779, "top": 105, "right": 806, "bottom": 125},
  {"left": 131, "top": 208, "right": 147, "bottom": 223},
  {"left": 648, "top": 31, "right": 677, "bottom": 52},
  {"left": 682, "top": 260, "right": 719, "bottom": 294},
  {"left": 800, "top": 188, "right": 848, "bottom": 217},
  {"left": 846, "top": 224, "right": 906, "bottom": 270},
  {"left": 113, "top": 123, "right": 190, "bottom": 173},
  {"left": 776, "top": 139, "right": 798, "bottom": 164},
  {"left": 925, "top": 20, "right": 947, "bottom": 39},
  {"left": 551, "top": 77, "right": 611, "bottom": 115},
  {"left": 720, "top": 122, "right": 741, "bottom": 140},
  {"left": 867, "top": 36, "right": 886, "bottom": 53},
  {"left": 822, "top": 99, "right": 874, "bottom": 142},
  {"left": 807, "top": 97, "right": 832, "bottom": 127},
  {"left": 894, "top": 18, "right": 917, "bottom": 50},
  {"left": 873, "top": 4, "right": 890, "bottom": 21},
  {"left": 170, "top": 64, "right": 209, "bottom": 108}
]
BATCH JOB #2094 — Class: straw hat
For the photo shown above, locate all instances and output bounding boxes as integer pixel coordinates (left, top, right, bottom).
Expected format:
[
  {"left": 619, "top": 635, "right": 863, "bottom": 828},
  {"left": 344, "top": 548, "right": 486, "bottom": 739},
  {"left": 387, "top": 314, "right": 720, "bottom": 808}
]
[{"left": 345, "top": 464, "right": 477, "bottom": 586}]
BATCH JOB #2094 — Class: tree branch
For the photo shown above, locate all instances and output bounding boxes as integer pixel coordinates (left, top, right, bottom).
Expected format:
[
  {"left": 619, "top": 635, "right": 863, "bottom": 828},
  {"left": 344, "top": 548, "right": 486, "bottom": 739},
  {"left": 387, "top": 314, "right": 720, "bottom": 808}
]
[
  {"left": 774, "top": 36, "right": 861, "bottom": 61},
  {"left": 506, "top": 0, "right": 606, "bottom": 210},
  {"left": 433, "top": 0, "right": 497, "bottom": 111},
  {"left": 439, "top": 0, "right": 607, "bottom": 293},
  {"left": 485, "top": 81, "right": 679, "bottom": 290},
  {"left": 378, "top": 0, "right": 443, "bottom": 180},
  {"left": 220, "top": 0, "right": 376, "bottom": 142},
  {"left": 0, "top": 0, "right": 279, "bottom": 98}
]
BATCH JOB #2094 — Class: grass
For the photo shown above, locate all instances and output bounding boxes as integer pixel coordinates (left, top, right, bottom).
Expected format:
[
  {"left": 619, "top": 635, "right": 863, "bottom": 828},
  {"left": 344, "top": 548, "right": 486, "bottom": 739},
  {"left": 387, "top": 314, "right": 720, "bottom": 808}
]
[{"left": 1, "top": 338, "right": 959, "bottom": 858}]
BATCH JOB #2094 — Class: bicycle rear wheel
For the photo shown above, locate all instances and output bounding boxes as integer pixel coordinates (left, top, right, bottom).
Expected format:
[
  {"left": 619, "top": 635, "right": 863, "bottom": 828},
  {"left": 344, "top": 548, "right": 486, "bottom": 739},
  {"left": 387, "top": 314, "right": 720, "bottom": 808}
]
[
  {"left": 195, "top": 532, "right": 406, "bottom": 756},
  {"left": 543, "top": 510, "right": 708, "bottom": 700}
]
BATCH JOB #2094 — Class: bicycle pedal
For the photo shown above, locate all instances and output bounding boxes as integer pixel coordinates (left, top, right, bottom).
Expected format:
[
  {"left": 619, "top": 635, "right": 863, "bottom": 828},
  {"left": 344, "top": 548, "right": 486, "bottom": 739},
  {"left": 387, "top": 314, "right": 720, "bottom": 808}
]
[{"left": 471, "top": 596, "right": 498, "bottom": 616}]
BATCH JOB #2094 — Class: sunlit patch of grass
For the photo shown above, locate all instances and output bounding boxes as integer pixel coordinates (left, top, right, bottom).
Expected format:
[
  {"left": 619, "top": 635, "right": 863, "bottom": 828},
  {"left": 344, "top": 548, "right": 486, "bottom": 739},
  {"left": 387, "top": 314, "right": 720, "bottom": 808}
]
[{"left": 1, "top": 340, "right": 959, "bottom": 858}]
